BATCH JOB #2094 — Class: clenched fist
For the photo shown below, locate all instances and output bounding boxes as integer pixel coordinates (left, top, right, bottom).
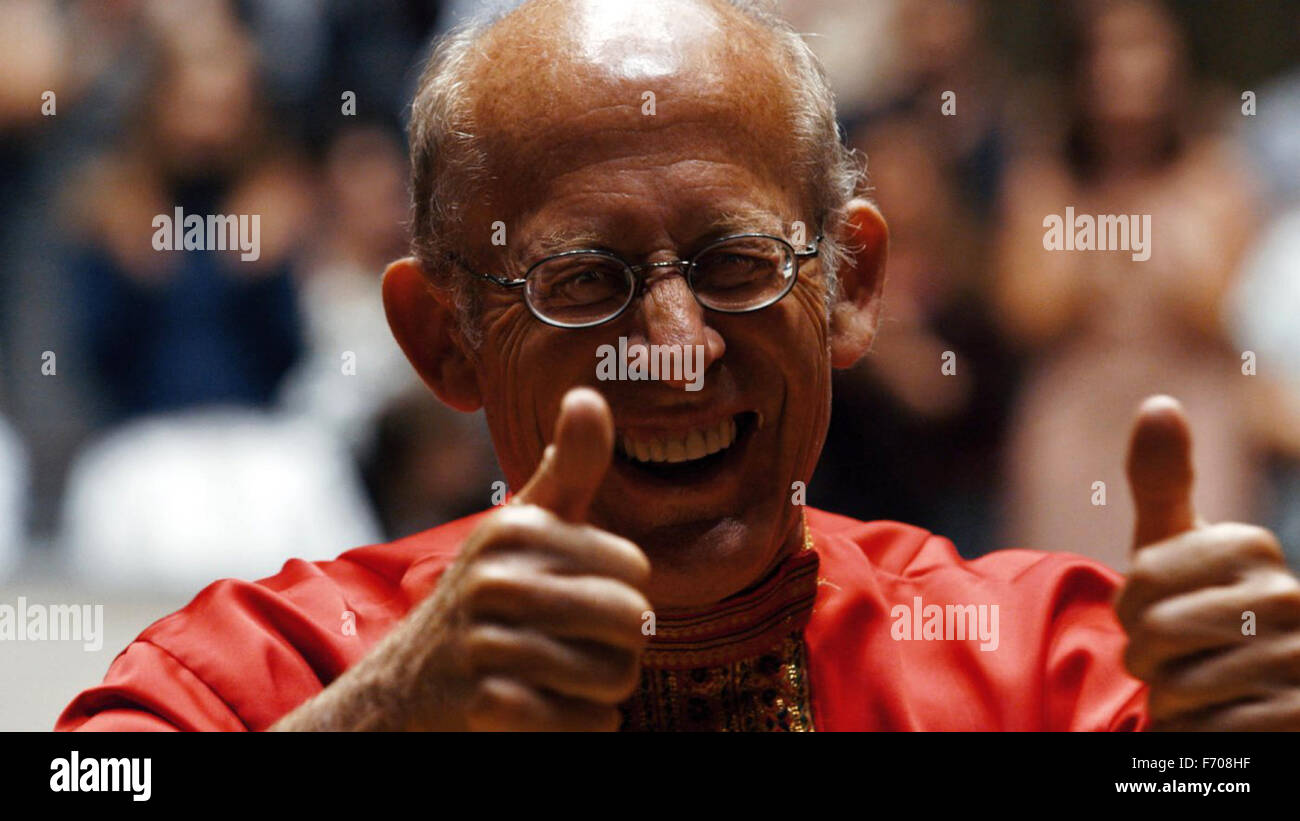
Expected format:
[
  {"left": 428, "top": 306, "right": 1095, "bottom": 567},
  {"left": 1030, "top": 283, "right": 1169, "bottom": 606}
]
[
  {"left": 1117, "top": 396, "right": 1300, "bottom": 731},
  {"left": 274, "top": 388, "right": 651, "bottom": 731}
]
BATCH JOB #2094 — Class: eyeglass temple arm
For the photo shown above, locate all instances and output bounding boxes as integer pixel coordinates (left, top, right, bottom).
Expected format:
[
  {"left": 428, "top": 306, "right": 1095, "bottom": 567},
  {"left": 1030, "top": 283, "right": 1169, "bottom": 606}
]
[
  {"left": 475, "top": 272, "right": 527, "bottom": 287},
  {"left": 796, "top": 235, "right": 824, "bottom": 257}
]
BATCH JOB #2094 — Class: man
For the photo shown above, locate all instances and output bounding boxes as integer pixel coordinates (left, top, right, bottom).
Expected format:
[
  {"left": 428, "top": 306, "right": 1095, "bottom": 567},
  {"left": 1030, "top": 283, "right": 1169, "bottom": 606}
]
[{"left": 58, "top": 0, "right": 1300, "bottom": 731}]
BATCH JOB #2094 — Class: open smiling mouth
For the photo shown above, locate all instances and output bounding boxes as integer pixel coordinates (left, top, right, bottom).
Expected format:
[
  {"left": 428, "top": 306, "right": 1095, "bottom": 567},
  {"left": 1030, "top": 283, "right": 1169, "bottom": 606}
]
[{"left": 613, "top": 411, "right": 760, "bottom": 483}]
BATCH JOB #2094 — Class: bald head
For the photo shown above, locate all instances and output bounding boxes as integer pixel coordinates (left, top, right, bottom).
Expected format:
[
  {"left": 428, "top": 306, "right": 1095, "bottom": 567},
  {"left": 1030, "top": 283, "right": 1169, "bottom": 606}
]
[
  {"left": 469, "top": 0, "right": 803, "bottom": 223},
  {"left": 480, "top": 0, "right": 746, "bottom": 84},
  {"left": 408, "top": 0, "right": 859, "bottom": 304}
]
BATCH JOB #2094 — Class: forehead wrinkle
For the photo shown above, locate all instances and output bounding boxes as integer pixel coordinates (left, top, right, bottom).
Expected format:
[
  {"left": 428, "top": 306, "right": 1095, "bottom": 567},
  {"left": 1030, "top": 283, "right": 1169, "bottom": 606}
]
[
  {"left": 477, "top": 112, "right": 800, "bottom": 234},
  {"left": 520, "top": 156, "right": 794, "bottom": 227},
  {"left": 472, "top": 74, "right": 797, "bottom": 185}
]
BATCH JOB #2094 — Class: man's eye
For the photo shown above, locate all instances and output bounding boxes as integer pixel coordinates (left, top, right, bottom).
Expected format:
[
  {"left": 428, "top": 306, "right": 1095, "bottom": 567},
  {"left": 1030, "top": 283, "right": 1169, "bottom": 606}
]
[
  {"left": 695, "top": 252, "right": 777, "bottom": 288},
  {"left": 566, "top": 269, "right": 606, "bottom": 285},
  {"left": 536, "top": 262, "right": 627, "bottom": 305}
]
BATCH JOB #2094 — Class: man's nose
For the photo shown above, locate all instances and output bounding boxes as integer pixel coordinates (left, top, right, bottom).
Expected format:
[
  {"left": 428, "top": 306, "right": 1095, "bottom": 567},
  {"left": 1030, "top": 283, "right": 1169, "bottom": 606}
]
[{"left": 631, "top": 274, "right": 726, "bottom": 390}]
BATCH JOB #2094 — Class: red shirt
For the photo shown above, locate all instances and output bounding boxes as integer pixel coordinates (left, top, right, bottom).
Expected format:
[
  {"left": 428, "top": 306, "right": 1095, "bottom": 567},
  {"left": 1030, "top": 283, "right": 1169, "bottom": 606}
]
[{"left": 56, "top": 507, "right": 1148, "bottom": 731}]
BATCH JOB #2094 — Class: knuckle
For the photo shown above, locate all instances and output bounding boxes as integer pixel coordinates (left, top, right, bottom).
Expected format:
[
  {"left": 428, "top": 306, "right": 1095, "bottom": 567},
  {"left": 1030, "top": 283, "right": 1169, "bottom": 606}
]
[
  {"left": 611, "top": 536, "right": 652, "bottom": 581},
  {"left": 600, "top": 584, "right": 654, "bottom": 644},
  {"left": 482, "top": 505, "right": 552, "bottom": 551},
  {"left": 1125, "top": 554, "right": 1162, "bottom": 590},
  {"left": 1264, "top": 574, "right": 1300, "bottom": 608},
  {"left": 460, "top": 563, "right": 528, "bottom": 610},
  {"left": 465, "top": 677, "right": 530, "bottom": 729},
  {"left": 1234, "top": 525, "right": 1285, "bottom": 565},
  {"left": 1133, "top": 606, "right": 1176, "bottom": 644},
  {"left": 463, "top": 624, "right": 520, "bottom": 669},
  {"left": 612, "top": 582, "right": 654, "bottom": 621},
  {"left": 566, "top": 526, "right": 648, "bottom": 579}
]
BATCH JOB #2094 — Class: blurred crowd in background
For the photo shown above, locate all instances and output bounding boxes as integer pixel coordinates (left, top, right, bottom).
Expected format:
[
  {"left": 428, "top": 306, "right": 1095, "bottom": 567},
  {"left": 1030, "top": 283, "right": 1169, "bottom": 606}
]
[{"left": 0, "top": 0, "right": 1297, "bottom": 593}]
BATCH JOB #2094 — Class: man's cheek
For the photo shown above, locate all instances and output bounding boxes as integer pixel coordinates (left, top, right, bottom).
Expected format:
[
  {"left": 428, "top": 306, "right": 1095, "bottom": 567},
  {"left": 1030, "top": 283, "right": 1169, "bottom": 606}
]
[{"left": 787, "top": 281, "right": 833, "bottom": 349}]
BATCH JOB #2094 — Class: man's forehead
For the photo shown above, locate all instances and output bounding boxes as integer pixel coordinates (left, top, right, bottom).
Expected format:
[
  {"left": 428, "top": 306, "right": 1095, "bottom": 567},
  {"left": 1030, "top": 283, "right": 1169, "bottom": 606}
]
[
  {"left": 473, "top": 0, "right": 746, "bottom": 78},
  {"left": 462, "top": 0, "right": 802, "bottom": 212},
  {"left": 520, "top": 203, "right": 789, "bottom": 259}
]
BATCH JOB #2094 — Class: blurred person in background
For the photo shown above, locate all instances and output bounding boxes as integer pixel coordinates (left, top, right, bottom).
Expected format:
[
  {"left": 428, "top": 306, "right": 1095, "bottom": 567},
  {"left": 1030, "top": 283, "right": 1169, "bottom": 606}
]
[
  {"left": 0, "top": 0, "right": 220, "bottom": 540},
  {"left": 1230, "top": 213, "right": 1300, "bottom": 569},
  {"left": 850, "top": 0, "right": 1011, "bottom": 219},
  {"left": 275, "top": 124, "right": 505, "bottom": 542},
  {"left": 1230, "top": 14, "right": 1300, "bottom": 568},
  {"left": 0, "top": 0, "right": 82, "bottom": 541},
  {"left": 811, "top": 116, "right": 1019, "bottom": 556},
  {"left": 363, "top": 387, "right": 502, "bottom": 540},
  {"left": 810, "top": 0, "right": 1018, "bottom": 555},
  {"left": 994, "top": 0, "right": 1283, "bottom": 570},
  {"left": 276, "top": 124, "right": 418, "bottom": 457},
  {"left": 1237, "top": 23, "right": 1300, "bottom": 210},
  {"left": 52, "top": 0, "right": 378, "bottom": 590},
  {"left": 64, "top": 2, "right": 312, "bottom": 424},
  {"left": 775, "top": 0, "right": 904, "bottom": 120}
]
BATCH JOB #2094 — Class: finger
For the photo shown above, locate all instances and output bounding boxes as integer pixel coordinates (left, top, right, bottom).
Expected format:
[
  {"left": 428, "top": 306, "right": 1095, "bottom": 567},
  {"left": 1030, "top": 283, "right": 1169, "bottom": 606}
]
[
  {"left": 467, "top": 572, "right": 652, "bottom": 650},
  {"left": 1127, "top": 395, "right": 1200, "bottom": 550},
  {"left": 466, "top": 625, "right": 642, "bottom": 704},
  {"left": 1126, "top": 559, "right": 1300, "bottom": 638},
  {"left": 1121, "top": 582, "right": 1257, "bottom": 681},
  {"left": 1144, "top": 634, "right": 1300, "bottom": 723},
  {"left": 466, "top": 676, "right": 623, "bottom": 731},
  {"left": 1116, "top": 523, "right": 1287, "bottom": 626},
  {"left": 1154, "top": 690, "right": 1300, "bottom": 732},
  {"left": 478, "top": 505, "right": 651, "bottom": 586},
  {"left": 514, "top": 387, "right": 614, "bottom": 523}
]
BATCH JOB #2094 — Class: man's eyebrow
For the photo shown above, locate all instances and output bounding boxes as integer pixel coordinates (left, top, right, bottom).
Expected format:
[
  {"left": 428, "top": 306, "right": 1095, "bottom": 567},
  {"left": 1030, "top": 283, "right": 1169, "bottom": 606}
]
[
  {"left": 700, "top": 207, "right": 785, "bottom": 237},
  {"left": 519, "top": 207, "right": 785, "bottom": 260},
  {"left": 521, "top": 229, "right": 612, "bottom": 259}
]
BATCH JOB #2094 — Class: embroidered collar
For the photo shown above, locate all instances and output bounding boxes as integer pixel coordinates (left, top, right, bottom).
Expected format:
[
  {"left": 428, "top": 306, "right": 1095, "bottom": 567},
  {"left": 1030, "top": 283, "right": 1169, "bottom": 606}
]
[{"left": 640, "top": 515, "right": 820, "bottom": 670}]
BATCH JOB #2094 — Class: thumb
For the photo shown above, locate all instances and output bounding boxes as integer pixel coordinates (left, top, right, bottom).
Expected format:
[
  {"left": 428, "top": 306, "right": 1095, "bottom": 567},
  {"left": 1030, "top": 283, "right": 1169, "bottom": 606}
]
[
  {"left": 514, "top": 387, "right": 614, "bottom": 522},
  {"left": 1126, "top": 394, "right": 1199, "bottom": 550}
]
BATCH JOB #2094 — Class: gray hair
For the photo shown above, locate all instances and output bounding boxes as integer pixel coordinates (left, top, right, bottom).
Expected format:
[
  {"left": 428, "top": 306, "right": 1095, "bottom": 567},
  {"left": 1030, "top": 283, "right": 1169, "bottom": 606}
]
[{"left": 407, "top": 0, "right": 865, "bottom": 344}]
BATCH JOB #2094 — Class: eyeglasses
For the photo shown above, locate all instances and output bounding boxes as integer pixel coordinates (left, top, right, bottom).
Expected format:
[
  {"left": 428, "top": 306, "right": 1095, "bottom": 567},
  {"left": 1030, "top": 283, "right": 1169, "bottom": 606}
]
[{"left": 451, "top": 233, "right": 822, "bottom": 329}]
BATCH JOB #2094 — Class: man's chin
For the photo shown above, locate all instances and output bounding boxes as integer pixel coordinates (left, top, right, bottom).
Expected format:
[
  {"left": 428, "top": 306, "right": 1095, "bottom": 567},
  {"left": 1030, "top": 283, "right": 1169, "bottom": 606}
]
[{"left": 594, "top": 514, "right": 778, "bottom": 608}]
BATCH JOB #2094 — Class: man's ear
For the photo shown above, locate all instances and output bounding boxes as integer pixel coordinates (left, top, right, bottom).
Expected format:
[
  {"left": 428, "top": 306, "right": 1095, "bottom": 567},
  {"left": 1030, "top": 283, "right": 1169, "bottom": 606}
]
[
  {"left": 382, "top": 257, "right": 483, "bottom": 412},
  {"left": 829, "top": 198, "right": 889, "bottom": 369}
]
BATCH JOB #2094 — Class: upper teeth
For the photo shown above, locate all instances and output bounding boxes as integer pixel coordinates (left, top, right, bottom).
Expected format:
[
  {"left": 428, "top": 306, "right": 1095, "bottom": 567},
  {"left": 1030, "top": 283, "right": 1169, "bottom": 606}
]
[{"left": 620, "top": 417, "right": 738, "bottom": 464}]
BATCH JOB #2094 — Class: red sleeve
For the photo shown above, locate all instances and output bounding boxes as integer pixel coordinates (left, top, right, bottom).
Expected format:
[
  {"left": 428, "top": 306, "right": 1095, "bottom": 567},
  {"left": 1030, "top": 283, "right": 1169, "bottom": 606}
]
[
  {"left": 1032, "top": 555, "right": 1149, "bottom": 731},
  {"left": 804, "top": 511, "right": 1151, "bottom": 731},
  {"left": 55, "top": 557, "right": 427, "bottom": 732},
  {"left": 54, "top": 512, "right": 481, "bottom": 732},
  {"left": 56, "top": 641, "right": 247, "bottom": 731}
]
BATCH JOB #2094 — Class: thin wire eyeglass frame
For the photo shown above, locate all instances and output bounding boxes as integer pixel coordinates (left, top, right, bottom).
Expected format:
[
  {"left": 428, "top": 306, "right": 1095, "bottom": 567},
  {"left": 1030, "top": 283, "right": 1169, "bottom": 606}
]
[{"left": 449, "top": 232, "right": 824, "bottom": 329}]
